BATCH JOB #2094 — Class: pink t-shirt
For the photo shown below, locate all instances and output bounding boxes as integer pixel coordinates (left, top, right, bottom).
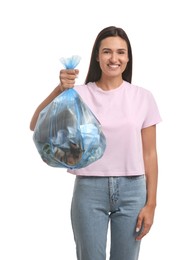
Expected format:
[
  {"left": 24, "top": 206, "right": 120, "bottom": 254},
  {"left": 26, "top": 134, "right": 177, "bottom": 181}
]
[{"left": 68, "top": 81, "right": 161, "bottom": 176}]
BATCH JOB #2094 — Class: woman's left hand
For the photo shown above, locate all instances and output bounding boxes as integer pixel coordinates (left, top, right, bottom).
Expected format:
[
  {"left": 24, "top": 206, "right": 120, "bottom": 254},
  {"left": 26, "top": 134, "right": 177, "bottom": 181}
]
[{"left": 135, "top": 204, "right": 156, "bottom": 240}]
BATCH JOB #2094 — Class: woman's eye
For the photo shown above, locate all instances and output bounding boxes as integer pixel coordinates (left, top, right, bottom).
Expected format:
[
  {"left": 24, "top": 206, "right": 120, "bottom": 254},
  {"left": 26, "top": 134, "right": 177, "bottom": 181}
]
[
  {"left": 118, "top": 51, "right": 125, "bottom": 55},
  {"left": 103, "top": 50, "right": 110, "bottom": 54}
]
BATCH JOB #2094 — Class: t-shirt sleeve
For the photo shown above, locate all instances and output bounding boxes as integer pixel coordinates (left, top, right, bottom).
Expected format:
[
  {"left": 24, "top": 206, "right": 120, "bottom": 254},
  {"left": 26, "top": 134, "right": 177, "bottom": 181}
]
[{"left": 142, "top": 91, "right": 162, "bottom": 128}]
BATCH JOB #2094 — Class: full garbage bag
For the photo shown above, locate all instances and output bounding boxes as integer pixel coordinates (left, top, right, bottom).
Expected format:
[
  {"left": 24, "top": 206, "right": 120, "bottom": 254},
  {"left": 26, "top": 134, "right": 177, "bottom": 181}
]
[{"left": 33, "top": 88, "right": 106, "bottom": 169}]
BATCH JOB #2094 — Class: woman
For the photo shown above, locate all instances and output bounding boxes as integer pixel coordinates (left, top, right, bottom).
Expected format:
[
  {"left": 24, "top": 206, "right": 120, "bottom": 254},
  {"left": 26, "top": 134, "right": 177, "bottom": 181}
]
[{"left": 30, "top": 26, "right": 161, "bottom": 260}]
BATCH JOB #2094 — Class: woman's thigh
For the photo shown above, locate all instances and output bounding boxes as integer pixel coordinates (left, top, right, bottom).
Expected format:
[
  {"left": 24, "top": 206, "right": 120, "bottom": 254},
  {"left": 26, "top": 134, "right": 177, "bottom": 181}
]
[
  {"left": 71, "top": 176, "right": 110, "bottom": 260},
  {"left": 109, "top": 176, "right": 147, "bottom": 260}
]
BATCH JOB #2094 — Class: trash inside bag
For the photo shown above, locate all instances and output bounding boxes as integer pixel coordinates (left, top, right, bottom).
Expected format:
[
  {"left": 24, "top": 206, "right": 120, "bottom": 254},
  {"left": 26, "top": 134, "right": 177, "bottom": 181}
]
[{"left": 33, "top": 88, "right": 106, "bottom": 169}]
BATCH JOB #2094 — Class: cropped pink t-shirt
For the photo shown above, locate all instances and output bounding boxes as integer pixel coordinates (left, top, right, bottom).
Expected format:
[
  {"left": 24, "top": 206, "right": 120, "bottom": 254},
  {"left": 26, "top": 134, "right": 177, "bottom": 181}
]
[{"left": 68, "top": 81, "right": 161, "bottom": 176}]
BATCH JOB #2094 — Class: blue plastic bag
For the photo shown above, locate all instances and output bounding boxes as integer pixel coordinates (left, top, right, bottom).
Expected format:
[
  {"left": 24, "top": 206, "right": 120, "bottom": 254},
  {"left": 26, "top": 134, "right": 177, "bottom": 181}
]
[
  {"left": 33, "top": 55, "right": 106, "bottom": 169},
  {"left": 60, "top": 55, "right": 81, "bottom": 69},
  {"left": 33, "top": 89, "right": 106, "bottom": 169}
]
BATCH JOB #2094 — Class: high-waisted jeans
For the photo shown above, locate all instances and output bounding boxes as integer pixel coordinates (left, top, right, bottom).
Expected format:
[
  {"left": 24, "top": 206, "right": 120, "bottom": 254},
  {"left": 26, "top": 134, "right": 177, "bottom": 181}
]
[{"left": 71, "top": 175, "right": 146, "bottom": 260}]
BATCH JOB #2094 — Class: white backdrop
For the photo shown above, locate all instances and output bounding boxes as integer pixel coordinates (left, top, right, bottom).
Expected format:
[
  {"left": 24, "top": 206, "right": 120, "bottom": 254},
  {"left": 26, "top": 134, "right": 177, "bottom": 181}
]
[{"left": 0, "top": 0, "right": 196, "bottom": 259}]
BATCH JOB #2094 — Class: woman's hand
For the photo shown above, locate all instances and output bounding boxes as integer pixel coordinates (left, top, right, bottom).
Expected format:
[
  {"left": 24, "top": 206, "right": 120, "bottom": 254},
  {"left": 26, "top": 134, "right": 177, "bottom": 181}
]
[
  {"left": 59, "top": 69, "right": 79, "bottom": 91},
  {"left": 135, "top": 204, "right": 156, "bottom": 241}
]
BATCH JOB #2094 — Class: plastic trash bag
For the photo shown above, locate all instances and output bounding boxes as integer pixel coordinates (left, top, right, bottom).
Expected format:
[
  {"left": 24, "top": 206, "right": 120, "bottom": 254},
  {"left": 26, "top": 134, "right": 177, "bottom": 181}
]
[
  {"left": 33, "top": 55, "right": 106, "bottom": 169},
  {"left": 60, "top": 55, "right": 81, "bottom": 69},
  {"left": 33, "top": 89, "right": 106, "bottom": 169}
]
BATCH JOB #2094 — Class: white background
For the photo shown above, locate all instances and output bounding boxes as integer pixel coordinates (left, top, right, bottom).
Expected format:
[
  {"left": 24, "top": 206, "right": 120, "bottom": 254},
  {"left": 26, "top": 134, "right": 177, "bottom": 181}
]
[{"left": 0, "top": 0, "right": 196, "bottom": 259}]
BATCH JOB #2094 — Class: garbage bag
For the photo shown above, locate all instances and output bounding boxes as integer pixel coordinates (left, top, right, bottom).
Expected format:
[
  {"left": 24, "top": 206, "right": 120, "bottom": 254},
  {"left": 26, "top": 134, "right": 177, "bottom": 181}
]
[
  {"left": 60, "top": 55, "right": 81, "bottom": 69},
  {"left": 33, "top": 88, "right": 106, "bottom": 169}
]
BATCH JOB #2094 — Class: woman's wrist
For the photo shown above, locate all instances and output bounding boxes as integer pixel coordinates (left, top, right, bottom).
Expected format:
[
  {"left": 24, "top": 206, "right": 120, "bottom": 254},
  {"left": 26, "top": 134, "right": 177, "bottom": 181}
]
[
  {"left": 57, "top": 83, "right": 64, "bottom": 93},
  {"left": 58, "top": 83, "right": 70, "bottom": 93}
]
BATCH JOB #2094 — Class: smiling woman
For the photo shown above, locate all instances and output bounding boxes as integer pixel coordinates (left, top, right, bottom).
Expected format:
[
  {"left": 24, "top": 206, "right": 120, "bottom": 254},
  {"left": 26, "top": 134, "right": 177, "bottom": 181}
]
[
  {"left": 30, "top": 26, "right": 161, "bottom": 260},
  {"left": 96, "top": 36, "right": 130, "bottom": 90}
]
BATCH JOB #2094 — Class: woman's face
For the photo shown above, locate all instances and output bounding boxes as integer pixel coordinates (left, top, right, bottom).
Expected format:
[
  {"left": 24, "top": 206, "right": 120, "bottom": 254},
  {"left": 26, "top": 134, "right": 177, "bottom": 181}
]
[{"left": 97, "top": 36, "right": 129, "bottom": 79}]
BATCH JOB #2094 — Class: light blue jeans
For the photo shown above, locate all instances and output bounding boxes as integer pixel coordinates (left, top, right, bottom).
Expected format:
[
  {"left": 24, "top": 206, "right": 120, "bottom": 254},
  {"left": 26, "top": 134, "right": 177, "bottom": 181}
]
[{"left": 71, "top": 175, "right": 146, "bottom": 260}]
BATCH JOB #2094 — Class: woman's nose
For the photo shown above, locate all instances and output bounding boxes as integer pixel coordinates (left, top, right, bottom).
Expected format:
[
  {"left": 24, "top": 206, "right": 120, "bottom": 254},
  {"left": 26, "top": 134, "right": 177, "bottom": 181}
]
[{"left": 110, "top": 52, "right": 118, "bottom": 62}]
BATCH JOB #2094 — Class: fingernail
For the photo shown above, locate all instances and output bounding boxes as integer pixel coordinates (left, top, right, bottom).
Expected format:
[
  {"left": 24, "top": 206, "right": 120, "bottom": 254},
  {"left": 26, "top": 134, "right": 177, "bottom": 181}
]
[{"left": 136, "top": 227, "right": 140, "bottom": 232}]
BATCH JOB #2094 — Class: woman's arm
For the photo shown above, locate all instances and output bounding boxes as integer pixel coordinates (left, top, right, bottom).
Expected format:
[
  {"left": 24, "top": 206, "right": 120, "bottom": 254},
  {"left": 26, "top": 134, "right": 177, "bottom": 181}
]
[
  {"left": 135, "top": 124, "right": 158, "bottom": 240},
  {"left": 30, "top": 84, "right": 62, "bottom": 131}
]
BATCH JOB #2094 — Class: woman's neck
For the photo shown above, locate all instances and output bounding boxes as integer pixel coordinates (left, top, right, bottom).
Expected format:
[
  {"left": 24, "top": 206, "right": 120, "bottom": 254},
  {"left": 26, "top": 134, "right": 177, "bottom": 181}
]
[{"left": 96, "top": 77, "right": 123, "bottom": 91}]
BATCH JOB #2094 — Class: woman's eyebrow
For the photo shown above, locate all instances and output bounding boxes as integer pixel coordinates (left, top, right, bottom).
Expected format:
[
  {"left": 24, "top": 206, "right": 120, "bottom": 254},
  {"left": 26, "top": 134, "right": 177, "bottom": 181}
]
[{"left": 102, "top": 48, "right": 127, "bottom": 51}]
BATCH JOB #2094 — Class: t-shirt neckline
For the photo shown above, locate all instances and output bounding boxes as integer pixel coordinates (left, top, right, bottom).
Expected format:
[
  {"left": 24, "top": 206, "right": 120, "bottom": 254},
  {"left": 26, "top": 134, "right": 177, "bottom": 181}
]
[{"left": 93, "top": 81, "right": 125, "bottom": 93}]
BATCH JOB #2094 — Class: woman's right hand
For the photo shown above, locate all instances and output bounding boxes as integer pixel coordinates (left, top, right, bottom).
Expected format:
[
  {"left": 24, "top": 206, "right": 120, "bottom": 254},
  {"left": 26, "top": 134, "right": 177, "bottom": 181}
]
[{"left": 59, "top": 69, "right": 79, "bottom": 91}]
